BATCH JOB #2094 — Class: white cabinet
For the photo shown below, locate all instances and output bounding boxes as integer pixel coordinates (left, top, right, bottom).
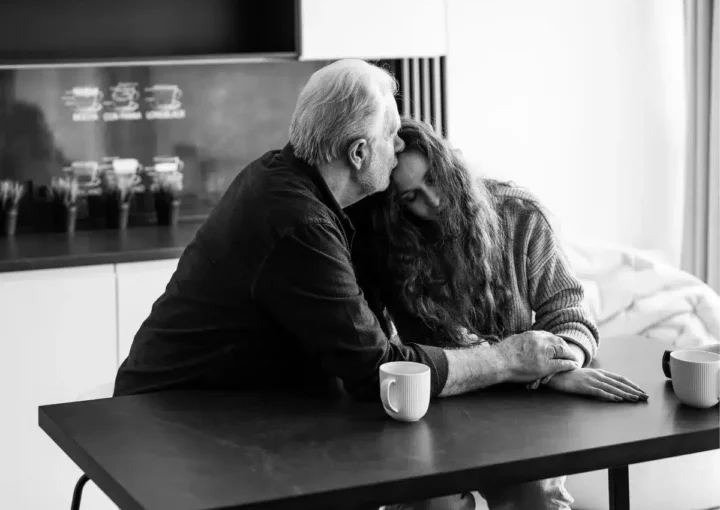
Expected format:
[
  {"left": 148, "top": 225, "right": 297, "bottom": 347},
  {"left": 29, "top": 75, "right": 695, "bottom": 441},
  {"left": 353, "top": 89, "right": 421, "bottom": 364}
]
[
  {"left": 116, "top": 259, "right": 179, "bottom": 366},
  {"left": 0, "top": 258, "right": 178, "bottom": 509},
  {"left": 298, "top": 0, "right": 447, "bottom": 60},
  {"left": 0, "top": 265, "right": 118, "bottom": 510}
]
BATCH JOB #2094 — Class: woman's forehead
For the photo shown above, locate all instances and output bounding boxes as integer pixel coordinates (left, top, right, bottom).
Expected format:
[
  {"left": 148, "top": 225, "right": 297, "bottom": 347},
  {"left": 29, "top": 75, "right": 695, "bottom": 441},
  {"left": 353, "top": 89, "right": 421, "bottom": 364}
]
[{"left": 394, "top": 151, "right": 429, "bottom": 187}]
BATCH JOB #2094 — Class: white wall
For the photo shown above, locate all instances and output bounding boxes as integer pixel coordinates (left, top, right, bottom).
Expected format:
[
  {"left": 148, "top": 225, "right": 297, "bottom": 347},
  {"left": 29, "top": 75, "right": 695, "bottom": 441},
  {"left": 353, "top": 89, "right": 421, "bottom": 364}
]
[{"left": 446, "top": 0, "right": 686, "bottom": 266}]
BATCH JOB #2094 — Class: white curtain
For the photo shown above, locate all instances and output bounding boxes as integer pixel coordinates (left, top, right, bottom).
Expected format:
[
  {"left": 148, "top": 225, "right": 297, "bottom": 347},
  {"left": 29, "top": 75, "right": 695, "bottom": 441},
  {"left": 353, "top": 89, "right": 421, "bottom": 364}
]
[{"left": 682, "top": 0, "right": 720, "bottom": 293}]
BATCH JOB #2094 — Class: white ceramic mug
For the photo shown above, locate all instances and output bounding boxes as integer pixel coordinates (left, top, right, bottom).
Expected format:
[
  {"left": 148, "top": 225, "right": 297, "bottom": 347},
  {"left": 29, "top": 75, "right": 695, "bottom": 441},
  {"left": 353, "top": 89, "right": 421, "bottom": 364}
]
[
  {"left": 68, "top": 161, "right": 101, "bottom": 188},
  {"left": 379, "top": 361, "right": 430, "bottom": 422},
  {"left": 112, "top": 158, "right": 140, "bottom": 175},
  {"left": 670, "top": 350, "right": 720, "bottom": 408},
  {"left": 153, "top": 156, "right": 184, "bottom": 173}
]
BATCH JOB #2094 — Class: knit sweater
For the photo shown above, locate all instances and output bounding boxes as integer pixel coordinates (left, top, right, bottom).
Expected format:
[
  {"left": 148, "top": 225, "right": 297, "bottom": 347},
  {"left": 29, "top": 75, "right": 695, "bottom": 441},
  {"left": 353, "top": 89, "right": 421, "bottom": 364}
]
[{"left": 352, "top": 185, "right": 600, "bottom": 365}]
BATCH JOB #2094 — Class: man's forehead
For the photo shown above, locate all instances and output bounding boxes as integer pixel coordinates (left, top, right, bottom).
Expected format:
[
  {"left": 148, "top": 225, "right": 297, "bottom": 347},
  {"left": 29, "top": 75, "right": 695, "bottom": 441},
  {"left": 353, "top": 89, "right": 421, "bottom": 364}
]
[{"left": 384, "top": 105, "right": 401, "bottom": 131}]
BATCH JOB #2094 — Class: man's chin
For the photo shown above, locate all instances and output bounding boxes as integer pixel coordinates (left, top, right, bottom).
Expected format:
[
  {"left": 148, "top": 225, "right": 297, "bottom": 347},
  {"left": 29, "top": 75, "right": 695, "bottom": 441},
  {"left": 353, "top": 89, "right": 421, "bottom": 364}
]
[{"left": 377, "top": 177, "right": 392, "bottom": 192}]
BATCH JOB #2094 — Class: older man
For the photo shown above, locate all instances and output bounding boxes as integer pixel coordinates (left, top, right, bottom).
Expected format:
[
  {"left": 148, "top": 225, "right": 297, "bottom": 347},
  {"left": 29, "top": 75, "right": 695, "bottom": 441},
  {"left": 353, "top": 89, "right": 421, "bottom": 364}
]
[{"left": 113, "top": 59, "right": 582, "bottom": 508}]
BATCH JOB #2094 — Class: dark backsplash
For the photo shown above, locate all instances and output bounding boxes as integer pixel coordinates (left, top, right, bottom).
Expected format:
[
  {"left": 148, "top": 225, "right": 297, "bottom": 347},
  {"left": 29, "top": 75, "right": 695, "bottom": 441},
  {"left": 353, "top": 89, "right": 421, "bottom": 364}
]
[{"left": 0, "top": 60, "right": 328, "bottom": 231}]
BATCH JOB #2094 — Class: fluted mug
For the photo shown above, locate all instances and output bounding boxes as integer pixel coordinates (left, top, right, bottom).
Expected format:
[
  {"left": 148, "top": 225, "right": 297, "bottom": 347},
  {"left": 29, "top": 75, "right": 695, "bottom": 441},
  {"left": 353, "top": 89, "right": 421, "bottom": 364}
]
[
  {"left": 380, "top": 361, "right": 431, "bottom": 422},
  {"left": 670, "top": 350, "right": 720, "bottom": 408}
]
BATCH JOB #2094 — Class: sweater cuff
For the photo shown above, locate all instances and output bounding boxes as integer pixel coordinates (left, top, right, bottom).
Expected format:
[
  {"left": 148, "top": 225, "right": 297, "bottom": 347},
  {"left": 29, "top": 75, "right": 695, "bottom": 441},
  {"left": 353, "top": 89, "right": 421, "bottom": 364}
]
[
  {"left": 407, "top": 343, "right": 449, "bottom": 397},
  {"left": 556, "top": 327, "right": 598, "bottom": 367}
]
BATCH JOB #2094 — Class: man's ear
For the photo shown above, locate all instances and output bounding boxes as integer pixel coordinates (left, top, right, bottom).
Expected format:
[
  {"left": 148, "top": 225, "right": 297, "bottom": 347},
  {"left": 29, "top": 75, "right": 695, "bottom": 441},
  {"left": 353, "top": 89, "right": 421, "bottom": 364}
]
[{"left": 347, "top": 138, "right": 369, "bottom": 171}]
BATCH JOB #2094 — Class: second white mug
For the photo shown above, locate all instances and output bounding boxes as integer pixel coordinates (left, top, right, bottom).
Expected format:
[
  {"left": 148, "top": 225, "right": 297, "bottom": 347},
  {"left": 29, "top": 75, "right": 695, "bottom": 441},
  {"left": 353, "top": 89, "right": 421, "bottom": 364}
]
[{"left": 670, "top": 350, "right": 720, "bottom": 408}]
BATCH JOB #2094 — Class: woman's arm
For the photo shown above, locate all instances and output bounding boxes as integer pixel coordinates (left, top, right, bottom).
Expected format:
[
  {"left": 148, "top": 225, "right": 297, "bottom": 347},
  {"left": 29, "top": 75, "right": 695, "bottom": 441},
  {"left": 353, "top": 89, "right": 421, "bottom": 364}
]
[{"left": 524, "top": 207, "right": 600, "bottom": 366}]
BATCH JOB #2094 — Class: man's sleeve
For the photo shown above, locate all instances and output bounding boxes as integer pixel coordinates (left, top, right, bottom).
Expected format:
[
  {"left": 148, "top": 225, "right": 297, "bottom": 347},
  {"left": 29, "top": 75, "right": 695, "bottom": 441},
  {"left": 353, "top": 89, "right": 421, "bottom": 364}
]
[
  {"left": 251, "top": 220, "right": 449, "bottom": 400},
  {"left": 526, "top": 210, "right": 600, "bottom": 366}
]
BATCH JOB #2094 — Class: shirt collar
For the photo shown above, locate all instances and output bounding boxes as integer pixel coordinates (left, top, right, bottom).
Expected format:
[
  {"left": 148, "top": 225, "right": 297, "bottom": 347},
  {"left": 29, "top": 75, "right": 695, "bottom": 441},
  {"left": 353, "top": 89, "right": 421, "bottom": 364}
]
[{"left": 281, "top": 143, "right": 354, "bottom": 230}]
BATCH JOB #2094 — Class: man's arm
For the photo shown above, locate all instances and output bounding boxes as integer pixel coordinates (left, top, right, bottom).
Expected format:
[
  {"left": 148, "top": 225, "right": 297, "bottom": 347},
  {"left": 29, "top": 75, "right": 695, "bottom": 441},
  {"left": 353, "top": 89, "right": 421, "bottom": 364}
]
[
  {"left": 439, "top": 344, "right": 508, "bottom": 397},
  {"left": 253, "top": 220, "right": 578, "bottom": 401},
  {"left": 439, "top": 330, "right": 582, "bottom": 397},
  {"left": 251, "top": 221, "right": 449, "bottom": 400}
]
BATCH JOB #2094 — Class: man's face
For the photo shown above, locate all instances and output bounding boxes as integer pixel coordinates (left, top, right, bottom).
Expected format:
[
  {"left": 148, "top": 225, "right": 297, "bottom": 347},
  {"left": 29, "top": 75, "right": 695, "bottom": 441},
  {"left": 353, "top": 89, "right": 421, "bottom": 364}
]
[{"left": 360, "top": 95, "right": 404, "bottom": 194}]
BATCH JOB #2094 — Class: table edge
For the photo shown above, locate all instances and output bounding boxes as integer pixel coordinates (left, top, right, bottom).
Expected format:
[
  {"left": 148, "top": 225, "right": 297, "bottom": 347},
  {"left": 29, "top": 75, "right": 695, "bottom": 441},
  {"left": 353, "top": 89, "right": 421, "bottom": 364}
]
[
  {"left": 38, "top": 402, "right": 719, "bottom": 510},
  {"left": 39, "top": 407, "right": 146, "bottom": 510}
]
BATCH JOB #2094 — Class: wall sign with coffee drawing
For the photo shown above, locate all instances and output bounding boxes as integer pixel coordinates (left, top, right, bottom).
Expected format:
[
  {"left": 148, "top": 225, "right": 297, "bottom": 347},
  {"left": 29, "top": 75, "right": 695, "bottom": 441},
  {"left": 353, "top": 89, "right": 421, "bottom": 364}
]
[
  {"left": 62, "top": 83, "right": 186, "bottom": 122},
  {"left": 103, "top": 82, "right": 142, "bottom": 122},
  {"left": 145, "top": 84, "right": 185, "bottom": 119},
  {"left": 62, "top": 86, "right": 104, "bottom": 121}
]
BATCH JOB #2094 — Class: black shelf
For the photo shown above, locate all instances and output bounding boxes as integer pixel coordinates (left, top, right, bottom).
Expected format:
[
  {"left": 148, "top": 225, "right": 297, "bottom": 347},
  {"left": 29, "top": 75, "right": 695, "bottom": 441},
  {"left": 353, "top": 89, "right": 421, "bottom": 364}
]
[{"left": 0, "top": 0, "right": 298, "bottom": 66}]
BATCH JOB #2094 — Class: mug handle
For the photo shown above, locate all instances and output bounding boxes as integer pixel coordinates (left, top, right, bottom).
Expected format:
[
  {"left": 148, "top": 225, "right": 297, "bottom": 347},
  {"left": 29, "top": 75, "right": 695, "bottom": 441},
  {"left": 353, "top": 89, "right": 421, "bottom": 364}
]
[{"left": 381, "top": 378, "right": 398, "bottom": 414}]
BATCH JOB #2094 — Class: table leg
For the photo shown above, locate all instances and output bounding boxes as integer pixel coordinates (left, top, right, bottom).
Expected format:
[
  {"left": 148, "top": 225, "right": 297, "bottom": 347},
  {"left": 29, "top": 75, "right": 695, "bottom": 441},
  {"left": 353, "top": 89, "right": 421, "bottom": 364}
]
[
  {"left": 71, "top": 474, "right": 90, "bottom": 510},
  {"left": 608, "top": 465, "right": 630, "bottom": 510}
]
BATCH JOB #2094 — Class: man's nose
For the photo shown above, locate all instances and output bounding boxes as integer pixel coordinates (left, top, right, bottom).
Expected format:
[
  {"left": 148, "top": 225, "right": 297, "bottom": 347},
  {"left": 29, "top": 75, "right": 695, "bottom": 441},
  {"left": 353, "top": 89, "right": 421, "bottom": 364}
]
[{"left": 395, "top": 135, "right": 405, "bottom": 153}]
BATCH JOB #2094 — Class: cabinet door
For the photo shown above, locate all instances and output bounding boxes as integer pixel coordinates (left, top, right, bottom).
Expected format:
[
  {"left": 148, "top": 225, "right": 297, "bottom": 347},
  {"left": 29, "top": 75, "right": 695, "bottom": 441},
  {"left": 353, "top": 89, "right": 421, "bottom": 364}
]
[
  {"left": 298, "top": 0, "right": 447, "bottom": 60},
  {"left": 116, "top": 259, "right": 180, "bottom": 366},
  {"left": 0, "top": 265, "right": 118, "bottom": 510}
]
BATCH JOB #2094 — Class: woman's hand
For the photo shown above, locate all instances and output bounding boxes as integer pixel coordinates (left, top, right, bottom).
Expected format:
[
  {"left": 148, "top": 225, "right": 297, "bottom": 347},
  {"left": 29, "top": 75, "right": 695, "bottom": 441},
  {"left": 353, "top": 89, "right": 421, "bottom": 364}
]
[{"left": 542, "top": 368, "right": 649, "bottom": 402}]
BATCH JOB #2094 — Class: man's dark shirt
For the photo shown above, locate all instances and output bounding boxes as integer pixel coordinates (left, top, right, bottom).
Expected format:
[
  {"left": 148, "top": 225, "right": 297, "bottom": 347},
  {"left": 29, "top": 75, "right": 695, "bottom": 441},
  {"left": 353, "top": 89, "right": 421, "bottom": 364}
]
[{"left": 113, "top": 144, "right": 449, "bottom": 400}]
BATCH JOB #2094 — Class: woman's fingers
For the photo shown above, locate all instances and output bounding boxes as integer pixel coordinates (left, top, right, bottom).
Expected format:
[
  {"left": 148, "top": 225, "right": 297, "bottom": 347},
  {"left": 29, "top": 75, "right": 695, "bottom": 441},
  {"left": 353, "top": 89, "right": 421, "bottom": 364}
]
[
  {"left": 594, "top": 379, "right": 645, "bottom": 402},
  {"left": 596, "top": 370, "right": 649, "bottom": 399},
  {"left": 540, "top": 373, "right": 555, "bottom": 384},
  {"left": 601, "top": 376, "right": 648, "bottom": 400},
  {"left": 589, "top": 387, "right": 624, "bottom": 402},
  {"left": 527, "top": 373, "right": 555, "bottom": 390}
]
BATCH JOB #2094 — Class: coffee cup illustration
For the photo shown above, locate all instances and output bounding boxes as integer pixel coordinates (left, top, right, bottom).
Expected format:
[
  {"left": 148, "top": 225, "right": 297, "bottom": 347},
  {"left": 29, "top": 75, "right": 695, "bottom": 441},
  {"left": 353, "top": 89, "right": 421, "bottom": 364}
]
[
  {"left": 110, "top": 82, "right": 140, "bottom": 112},
  {"left": 71, "top": 86, "right": 104, "bottom": 112},
  {"left": 145, "top": 84, "right": 183, "bottom": 111}
]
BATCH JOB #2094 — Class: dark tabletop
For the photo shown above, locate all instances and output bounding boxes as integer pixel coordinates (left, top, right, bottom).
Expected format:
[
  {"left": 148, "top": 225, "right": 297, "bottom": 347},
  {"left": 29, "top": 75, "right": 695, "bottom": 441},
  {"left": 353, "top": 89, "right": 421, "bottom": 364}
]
[
  {"left": 0, "top": 221, "right": 203, "bottom": 272},
  {"left": 39, "top": 336, "right": 719, "bottom": 510}
]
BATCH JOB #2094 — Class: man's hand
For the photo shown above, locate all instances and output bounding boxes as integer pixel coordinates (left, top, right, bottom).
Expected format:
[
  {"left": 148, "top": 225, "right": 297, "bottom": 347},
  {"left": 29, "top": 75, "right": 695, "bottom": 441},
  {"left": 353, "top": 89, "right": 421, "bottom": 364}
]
[
  {"left": 545, "top": 368, "right": 649, "bottom": 402},
  {"left": 495, "top": 331, "right": 581, "bottom": 384},
  {"left": 563, "top": 341, "right": 586, "bottom": 365},
  {"left": 527, "top": 337, "right": 586, "bottom": 390}
]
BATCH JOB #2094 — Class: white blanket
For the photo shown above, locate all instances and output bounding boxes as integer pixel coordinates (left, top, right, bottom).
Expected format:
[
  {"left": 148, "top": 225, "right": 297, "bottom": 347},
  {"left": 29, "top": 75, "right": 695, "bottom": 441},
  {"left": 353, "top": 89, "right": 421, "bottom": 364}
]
[{"left": 564, "top": 241, "right": 720, "bottom": 348}]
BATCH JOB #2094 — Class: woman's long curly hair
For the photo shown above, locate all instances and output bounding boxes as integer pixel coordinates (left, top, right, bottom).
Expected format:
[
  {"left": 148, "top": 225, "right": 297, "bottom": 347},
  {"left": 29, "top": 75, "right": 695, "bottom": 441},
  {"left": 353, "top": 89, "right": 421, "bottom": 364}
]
[{"left": 370, "top": 118, "right": 513, "bottom": 347}]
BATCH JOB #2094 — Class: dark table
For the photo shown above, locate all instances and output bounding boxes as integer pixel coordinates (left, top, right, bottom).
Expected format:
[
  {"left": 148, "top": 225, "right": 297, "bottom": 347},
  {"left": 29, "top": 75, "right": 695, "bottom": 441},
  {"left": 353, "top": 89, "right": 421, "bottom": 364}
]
[{"left": 39, "top": 336, "right": 719, "bottom": 510}]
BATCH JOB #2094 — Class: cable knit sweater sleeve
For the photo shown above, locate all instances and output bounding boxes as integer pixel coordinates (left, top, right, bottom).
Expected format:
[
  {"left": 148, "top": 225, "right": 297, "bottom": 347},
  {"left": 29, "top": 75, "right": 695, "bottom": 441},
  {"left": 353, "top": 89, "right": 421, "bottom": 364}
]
[{"left": 523, "top": 205, "right": 600, "bottom": 365}]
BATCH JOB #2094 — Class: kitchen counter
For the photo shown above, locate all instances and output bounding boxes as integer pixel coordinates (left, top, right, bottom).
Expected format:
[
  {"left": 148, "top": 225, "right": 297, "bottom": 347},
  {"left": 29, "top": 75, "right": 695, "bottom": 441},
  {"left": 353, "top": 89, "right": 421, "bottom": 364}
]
[{"left": 0, "top": 221, "right": 203, "bottom": 273}]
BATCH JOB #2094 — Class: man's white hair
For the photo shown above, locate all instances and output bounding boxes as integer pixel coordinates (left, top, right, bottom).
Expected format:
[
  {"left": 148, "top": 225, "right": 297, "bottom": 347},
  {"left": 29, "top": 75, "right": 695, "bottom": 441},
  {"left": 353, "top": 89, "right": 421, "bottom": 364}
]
[{"left": 289, "top": 59, "right": 398, "bottom": 168}]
